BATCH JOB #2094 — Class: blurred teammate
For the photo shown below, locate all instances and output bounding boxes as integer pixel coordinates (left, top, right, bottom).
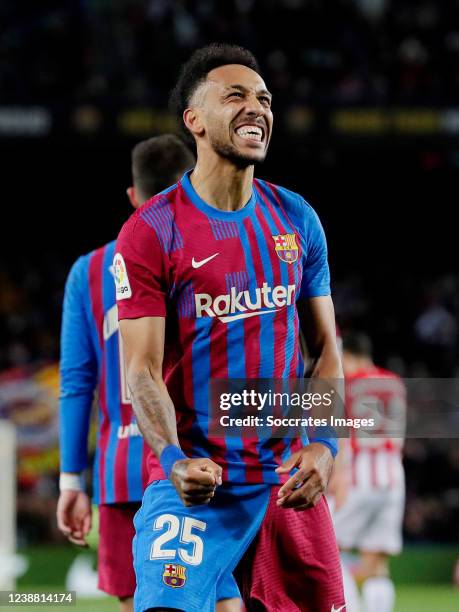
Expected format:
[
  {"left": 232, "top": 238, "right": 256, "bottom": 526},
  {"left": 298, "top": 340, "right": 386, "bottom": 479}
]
[
  {"left": 333, "top": 331, "right": 406, "bottom": 612},
  {"left": 116, "top": 44, "right": 344, "bottom": 612},
  {"left": 56, "top": 136, "right": 196, "bottom": 612}
]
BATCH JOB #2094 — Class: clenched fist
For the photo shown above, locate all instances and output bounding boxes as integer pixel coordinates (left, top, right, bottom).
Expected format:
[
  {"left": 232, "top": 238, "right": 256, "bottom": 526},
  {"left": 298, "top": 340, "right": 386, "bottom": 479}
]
[{"left": 170, "top": 457, "right": 222, "bottom": 506}]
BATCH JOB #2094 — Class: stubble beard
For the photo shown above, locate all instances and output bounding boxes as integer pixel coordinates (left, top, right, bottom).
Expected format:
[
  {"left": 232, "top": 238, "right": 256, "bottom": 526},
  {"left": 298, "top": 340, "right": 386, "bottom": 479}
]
[{"left": 209, "top": 131, "right": 267, "bottom": 169}]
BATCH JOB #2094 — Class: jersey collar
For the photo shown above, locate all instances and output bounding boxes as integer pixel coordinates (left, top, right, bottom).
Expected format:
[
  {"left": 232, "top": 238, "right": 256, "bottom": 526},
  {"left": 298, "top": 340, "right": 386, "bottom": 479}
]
[{"left": 180, "top": 169, "right": 257, "bottom": 221}]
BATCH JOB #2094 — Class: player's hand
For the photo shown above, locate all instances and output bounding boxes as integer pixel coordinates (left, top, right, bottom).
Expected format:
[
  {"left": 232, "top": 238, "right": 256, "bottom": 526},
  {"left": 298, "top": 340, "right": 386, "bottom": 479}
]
[
  {"left": 275, "top": 443, "right": 334, "bottom": 510},
  {"left": 170, "top": 458, "right": 222, "bottom": 507},
  {"left": 56, "top": 490, "right": 92, "bottom": 547}
]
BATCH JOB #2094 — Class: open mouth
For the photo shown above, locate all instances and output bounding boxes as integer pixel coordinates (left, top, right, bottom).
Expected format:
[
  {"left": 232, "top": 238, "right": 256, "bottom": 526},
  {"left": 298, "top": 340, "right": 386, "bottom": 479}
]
[{"left": 234, "top": 124, "right": 265, "bottom": 143}]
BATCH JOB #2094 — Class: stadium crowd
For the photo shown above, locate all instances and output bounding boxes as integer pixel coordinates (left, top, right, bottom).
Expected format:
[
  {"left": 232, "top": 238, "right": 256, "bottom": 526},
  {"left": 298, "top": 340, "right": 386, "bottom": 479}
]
[{"left": 1, "top": 0, "right": 459, "bottom": 106}]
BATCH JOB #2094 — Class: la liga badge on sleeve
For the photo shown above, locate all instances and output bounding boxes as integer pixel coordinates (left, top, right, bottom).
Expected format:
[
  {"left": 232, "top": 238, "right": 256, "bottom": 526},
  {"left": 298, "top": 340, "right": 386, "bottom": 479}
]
[
  {"left": 114, "top": 252, "right": 132, "bottom": 300},
  {"left": 162, "top": 563, "right": 187, "bottom": 588},
  {"left": 272, "top": 233, "right": 299, "bottom": 263}
]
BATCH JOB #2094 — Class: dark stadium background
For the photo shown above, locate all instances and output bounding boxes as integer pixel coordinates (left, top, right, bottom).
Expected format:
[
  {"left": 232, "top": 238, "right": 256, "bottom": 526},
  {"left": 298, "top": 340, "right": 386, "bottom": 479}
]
[{"left": 1, "top": 1, "right": 458, "bottom": 608}]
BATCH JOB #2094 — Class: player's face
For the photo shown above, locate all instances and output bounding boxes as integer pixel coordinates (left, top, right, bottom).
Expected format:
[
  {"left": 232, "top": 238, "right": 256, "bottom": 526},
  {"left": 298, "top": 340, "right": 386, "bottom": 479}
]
[{"left": 199, "top": 64, "right": 273, "bottom": 167}]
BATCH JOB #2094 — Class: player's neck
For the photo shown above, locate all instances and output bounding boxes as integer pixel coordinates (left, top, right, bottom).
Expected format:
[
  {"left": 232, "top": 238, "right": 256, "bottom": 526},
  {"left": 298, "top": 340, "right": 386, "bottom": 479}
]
[{"left": 191, "top": 158, "right": 254, "bottom": 212}]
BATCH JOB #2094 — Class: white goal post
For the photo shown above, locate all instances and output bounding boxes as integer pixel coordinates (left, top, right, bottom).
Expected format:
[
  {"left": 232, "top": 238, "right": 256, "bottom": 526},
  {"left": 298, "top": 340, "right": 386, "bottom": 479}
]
[{"left": 0, "top": 420, "right": 16, "bottom": 589}]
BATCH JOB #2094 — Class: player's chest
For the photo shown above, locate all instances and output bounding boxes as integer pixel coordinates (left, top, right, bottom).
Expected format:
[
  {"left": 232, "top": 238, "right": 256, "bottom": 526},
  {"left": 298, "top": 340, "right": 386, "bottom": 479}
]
[{"left": 167, "top": 216, "right": 303, "bottom": 320}]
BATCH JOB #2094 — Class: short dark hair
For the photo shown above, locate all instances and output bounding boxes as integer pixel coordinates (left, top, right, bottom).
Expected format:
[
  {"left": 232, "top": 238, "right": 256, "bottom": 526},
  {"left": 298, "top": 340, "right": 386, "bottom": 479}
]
[
  {"left": 170, "top": 43, "right": 260, "bottom": 140},
  {"left": 342, "top": 331, "right": 373, "bottom": 358},
  {"left": 131, "top": 134, "right": 195, "bottom": 200}
]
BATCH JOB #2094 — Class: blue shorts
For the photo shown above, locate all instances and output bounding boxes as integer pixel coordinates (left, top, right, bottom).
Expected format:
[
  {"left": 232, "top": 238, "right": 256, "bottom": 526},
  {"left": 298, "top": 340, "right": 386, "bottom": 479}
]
[{"left": 133, "top": 480, "right": 272, "bottom": 612}]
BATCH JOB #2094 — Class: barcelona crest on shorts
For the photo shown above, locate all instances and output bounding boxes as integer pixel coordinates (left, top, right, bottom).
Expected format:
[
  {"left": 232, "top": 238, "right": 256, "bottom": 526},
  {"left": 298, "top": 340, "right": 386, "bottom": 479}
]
[
  {"left": 162, "top": 563, "right": 187, "bottom": 588},
  {"left": 272, "top": 233, "right": 299, "bottom": 264}
]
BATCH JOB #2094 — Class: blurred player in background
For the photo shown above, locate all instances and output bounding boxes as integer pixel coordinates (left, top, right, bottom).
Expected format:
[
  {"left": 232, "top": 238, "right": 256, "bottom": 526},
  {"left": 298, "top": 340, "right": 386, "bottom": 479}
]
[
  {"left": 116, "top": 43, "right": 344, "bottom": 612},
  {"left": 56, "top": 135, "right": 196, "bottom": 612},
  {"left": 333, "top": 331, "right": 406, "bottom": 612}
]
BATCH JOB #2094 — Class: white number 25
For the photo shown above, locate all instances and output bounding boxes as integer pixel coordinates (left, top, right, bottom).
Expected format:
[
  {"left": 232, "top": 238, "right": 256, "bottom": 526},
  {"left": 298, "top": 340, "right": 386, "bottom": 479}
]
[{"left": 150, "top": 514, "right": 206, "bottom": 566}]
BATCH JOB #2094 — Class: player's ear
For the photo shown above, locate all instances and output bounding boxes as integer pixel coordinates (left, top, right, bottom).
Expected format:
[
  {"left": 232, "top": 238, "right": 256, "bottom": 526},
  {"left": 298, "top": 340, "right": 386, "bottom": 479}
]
[
  {"left": 126, "top": 186, "right": 140, "bottom": 209},
  {"left": 183, "top": 108, "right": 205, "bottom": 138}
]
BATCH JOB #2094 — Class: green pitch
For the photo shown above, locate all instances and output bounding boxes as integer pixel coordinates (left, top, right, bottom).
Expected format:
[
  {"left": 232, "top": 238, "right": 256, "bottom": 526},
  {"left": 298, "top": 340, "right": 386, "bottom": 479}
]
[
  {"left": 15, "top": 544, "right": 459, "bottom": 611},
  {"left": 12, "top": 585, "right": 458, "bottom": 612},
  {"left": 396, "top": 585, "right": 458, "bottom": 611}
]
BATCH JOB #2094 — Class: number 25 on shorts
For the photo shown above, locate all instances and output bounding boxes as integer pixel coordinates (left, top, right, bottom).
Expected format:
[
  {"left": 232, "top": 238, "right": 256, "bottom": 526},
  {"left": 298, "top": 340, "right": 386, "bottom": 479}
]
[{"left": 150, "top": 514, "right": 207, "bottom": 566}]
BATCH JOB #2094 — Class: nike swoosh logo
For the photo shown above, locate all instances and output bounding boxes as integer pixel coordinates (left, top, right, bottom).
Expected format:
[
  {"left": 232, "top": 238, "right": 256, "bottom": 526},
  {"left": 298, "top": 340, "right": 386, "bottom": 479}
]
[
  {"left": 219, "top": 309, "right": 279, "bottom": 323},
  {"left": 192, "top": 253, "right": 219, "bottom": 268},
  {"left": 331, "top": 605, "right": 346, "bottom": 612}
]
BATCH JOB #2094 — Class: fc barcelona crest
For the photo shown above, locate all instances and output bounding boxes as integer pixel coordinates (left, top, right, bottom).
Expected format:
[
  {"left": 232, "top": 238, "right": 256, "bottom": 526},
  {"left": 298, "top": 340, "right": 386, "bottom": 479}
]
[
  {"left": 272, "top": 233, "right": 299, "bottom": 264},
  {"left": 162, "top": 563, "right": 187, "bottom": 588}
]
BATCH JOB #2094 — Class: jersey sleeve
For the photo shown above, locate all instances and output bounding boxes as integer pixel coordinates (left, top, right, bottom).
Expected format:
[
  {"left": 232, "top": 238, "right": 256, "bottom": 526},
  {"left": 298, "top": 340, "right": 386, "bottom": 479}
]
[
  {"left": 59, "top": 256, "right": 97, "bottom": 473},
  {"left": 298, "top": 203, "right": 331, "bottom": 299},
  {"left": 115, "top": 214, "right": 169, "bottom": 320}
]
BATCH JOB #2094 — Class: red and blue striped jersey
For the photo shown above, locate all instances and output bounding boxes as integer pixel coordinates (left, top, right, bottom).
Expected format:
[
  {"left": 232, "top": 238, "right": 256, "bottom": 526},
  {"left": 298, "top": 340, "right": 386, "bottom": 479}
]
[
  {"left": 346, "top": 366, "right": 405, "bottom": 489},
  {"left": 59, "top": 241, "right": 148, "bottom": 504},
  {"left": 115, "top": 171, "right": 331, "bottom": 485}
]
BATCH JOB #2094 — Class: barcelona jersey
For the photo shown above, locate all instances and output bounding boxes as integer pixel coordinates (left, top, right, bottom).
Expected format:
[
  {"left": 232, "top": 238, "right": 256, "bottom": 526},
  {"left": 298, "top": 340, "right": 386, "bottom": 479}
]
[
  {"left": 115, "top": 170, "right": 331, "bottom": 485},
  {"left": 59, "top": 241, "right": 149, "bottom": 504}
]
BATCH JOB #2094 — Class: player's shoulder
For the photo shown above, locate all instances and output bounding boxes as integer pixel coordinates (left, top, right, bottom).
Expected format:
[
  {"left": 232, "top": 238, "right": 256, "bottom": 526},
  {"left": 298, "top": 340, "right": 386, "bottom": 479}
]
[
  {"left": 372, "top": 366, "right": 402, "bottom": 381},
  {"left": 117, "top": 183, "right": 181, "bottom": 249},
  {"left": 130, "top": 182, "right": 180, "bottom": 228},
  {"left": 87, "top": 239, "right": 116, "bottom": 261},
  {"left": 351, "top": 365, "right": 400, "bottom": 379},
  {"left": 372, "top": 367, "right": 405, "bottom": 392},
  {"left": 350, "top": 366, "right": 405, "bottom": 393},
  {"left": 66, "top": 252, "right": 90, "bottom": 286},
  {"left": 254, "top": 178, "right": 321, "bottom": 238},
  {"left": 373, "top": 367, "right": 406, "bottom": 397},
  {"left": 67, "top": 240, "right": 116, "bottom": 283},
  {"left": 79, "top": 240, "right": 116, "bottom": 270},
  {"left": 118, "top": 182, "right": 183, "bottom": 256},
  {"left": 255, "top": 178, "right": 315, "bottom": 215}
]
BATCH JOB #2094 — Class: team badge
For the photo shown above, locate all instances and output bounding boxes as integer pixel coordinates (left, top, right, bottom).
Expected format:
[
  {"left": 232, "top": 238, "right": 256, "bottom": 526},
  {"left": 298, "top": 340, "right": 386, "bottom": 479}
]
[
  {"left": 162, "top": 563, "right": 187, "bottom": 588},
  {"left": 113, "top": 252, "right": 132, "bottom": 300},
  {"left": 272, "top": 233, "right": 299, "bottom": 264}
]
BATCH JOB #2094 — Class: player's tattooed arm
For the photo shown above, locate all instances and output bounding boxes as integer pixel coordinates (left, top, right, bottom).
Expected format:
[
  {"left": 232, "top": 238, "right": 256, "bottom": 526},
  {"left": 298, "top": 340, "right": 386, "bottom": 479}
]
[
  {"left": 120, "top": 317, "right": 179, "bottom": 455},
  {"left": 128, "top": 368, "right": 179, "bottom": 452},
  {"left": 120, "top": 316, "right": 222, "bottom": 505}
]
